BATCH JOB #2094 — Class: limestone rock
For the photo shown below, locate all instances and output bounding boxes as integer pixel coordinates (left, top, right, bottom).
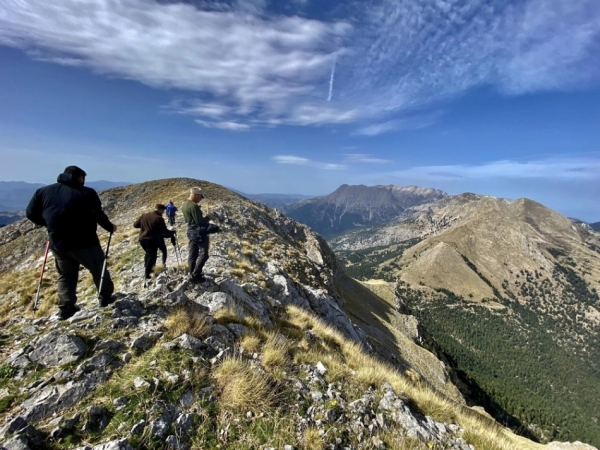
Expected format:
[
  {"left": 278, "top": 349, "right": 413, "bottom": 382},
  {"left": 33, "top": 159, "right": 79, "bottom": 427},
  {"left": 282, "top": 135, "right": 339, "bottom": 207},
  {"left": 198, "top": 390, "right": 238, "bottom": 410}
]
[
  {"left": 28, "top": 332, "right": 87, "bottom": 367},
  {"left": 5, "top": 349, "right": 31, "bottom": 370},
  {"left": 176, "top": 334, "right": 211, "bottom": 356},
  {"left": 196, "top": 292, "right": 232, "bottom": 313},
  {"left": 130, "top": 331, "right": 163, "bottom": 351},
  {"left": 218, "top": 279, "right": 272, "bottom": 326},
  {"left": 150, "top": 404, "right": 179, "bottom": 439},
  {"left": 81, "top": 406, "right": 110, "bottom": 432},
  {"left": 133, "top": 377, "right": 151, "bottom": 390},
  {"left": 21, "top": 372, "right": 107, "bottom": 422},
  {"left": 377, "top": 383, "right": 438, "bottom": 442},
  {"left": 77, "top": 439, "right": 135, "bottom": 450},
  {"left": 225, "top": 323, "right": 251, "bottom": 339},
  {"left": 0, "top": 416, "right": 28, "bottom": 438},
  {"left": 130, "top": 420, "right": 146, "bottom": 436},
  {"left": 302, "top": 286, "right": 364, "bottom": 342},
  {"left": 2, "top": 435, "right": 30, "bottom": 450},
  {"left": 208, "top": 324, "right": 234, "bottom": 343}
]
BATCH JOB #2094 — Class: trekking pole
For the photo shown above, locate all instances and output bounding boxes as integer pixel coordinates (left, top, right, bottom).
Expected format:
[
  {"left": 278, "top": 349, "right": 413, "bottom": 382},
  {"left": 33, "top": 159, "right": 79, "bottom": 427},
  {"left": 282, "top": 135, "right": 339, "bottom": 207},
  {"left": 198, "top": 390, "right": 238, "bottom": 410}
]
[
  {"left": 173, "top": 235, "right": 182, "bottom": 267},
  {"left": 97, "top": 232, "right": 113, "bottom": 300},
  {"left": 172, "top": 239, "right": 181, "bottom": 267},
  {"left": 32, "top": 241, "right": 50, "bottom": 311}
]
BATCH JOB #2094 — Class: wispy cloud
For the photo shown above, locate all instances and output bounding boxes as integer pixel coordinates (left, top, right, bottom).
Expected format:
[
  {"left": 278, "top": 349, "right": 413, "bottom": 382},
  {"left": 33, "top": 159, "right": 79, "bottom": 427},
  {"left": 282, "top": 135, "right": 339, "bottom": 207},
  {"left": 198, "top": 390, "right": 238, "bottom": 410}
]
[
  {"left": 0, "top": 0, "right": 598, "bottom": 133},
  {"left": 0, "top": 0, "right": 353, "bottom": 129},
  {"left": 349, "top": 0, "right": 600, "bottom": 115},
  {"left": 354, "top": 111, "right": 443, "bottom": 136},
  {"left": 389, "top": 156, "right": 600, "bottom": 182},
  {"left": 195, "top": 119, "right": 250, "bottom": 131},
  {"left": 343, "top": 154, "right": 392, "bottom": 164},
  {"left": 273, "top": 155, "right": 345, "bottom": 170}
]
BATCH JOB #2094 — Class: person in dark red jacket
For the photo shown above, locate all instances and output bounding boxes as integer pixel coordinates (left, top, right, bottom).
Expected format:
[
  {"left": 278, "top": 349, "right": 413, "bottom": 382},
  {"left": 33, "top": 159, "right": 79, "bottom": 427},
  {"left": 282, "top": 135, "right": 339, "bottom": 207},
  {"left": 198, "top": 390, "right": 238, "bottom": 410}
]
[
  {"left": 26, "top": 166, "right": 118, "bottom": 320},
  {"left": 133, "top": 204, "right": 176, "bottom": 282}
]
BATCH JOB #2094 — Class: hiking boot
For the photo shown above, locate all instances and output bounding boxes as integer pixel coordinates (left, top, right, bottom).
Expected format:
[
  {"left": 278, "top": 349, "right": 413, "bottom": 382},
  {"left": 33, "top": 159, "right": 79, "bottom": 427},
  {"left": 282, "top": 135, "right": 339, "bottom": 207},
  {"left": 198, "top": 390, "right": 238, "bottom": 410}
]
[
  {"left": 99, "top": 295, "right": 117, "bottom": 307},
  {"left": 58, "top": 305, "right": 81, "bottom": 321},
  {"left": 190, "top": 274, "right": 206, "bottom": 283}
]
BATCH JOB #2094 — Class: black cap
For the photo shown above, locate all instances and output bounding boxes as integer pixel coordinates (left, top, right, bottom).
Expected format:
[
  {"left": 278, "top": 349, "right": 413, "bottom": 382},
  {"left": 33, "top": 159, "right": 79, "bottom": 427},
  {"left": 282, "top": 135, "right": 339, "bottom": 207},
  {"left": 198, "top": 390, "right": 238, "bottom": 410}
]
[{"left": 63, "top": 166, "right": 87, "bottom": 177}]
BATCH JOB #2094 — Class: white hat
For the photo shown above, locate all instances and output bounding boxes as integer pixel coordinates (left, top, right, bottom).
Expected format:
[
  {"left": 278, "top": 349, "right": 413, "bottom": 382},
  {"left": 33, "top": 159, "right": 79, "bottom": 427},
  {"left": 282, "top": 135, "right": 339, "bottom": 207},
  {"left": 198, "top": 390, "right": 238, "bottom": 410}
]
[{"left": 190, "top": 187, "right": 204, "bottom": 197}]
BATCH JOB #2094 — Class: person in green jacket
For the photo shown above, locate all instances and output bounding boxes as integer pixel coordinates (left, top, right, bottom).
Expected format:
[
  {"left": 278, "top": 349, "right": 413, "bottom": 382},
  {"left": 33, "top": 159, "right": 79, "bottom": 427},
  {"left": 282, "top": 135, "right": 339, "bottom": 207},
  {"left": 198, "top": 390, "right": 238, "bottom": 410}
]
[{"left": 182, "top": 187, "right": 220, "bottom": 282}]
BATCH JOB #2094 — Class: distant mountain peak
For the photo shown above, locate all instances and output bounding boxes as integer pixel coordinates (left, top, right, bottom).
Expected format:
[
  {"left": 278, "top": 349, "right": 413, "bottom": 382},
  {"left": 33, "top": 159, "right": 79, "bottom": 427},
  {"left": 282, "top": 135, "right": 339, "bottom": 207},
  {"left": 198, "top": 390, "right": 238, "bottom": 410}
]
[{"left": 285, "top": 183, "right": 448, "bottom": 236}]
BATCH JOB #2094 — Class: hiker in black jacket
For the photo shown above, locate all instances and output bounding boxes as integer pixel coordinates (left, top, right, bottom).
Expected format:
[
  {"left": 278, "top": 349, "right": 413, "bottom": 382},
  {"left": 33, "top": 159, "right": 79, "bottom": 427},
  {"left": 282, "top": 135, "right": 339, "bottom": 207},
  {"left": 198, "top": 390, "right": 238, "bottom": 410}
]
[
  {"left": 26, "top": 166, "right": 117, "bottom": 320},
  {"left": 133, "top": 204, "right": 176, "bottom": 282}
]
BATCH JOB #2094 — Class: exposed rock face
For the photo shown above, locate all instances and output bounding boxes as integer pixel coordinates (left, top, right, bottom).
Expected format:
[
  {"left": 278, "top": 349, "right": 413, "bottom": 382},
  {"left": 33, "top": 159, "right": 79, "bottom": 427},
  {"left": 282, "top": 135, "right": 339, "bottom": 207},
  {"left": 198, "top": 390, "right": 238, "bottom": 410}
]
[
  {"left": 28, "top": 332, "right": 87, "bottom": 367},
  {"left": 378, "top": 383, "right": 443, "bottom": 441},
  {"left": 21, "top": 372, "right": 109, "bottom": 422}
]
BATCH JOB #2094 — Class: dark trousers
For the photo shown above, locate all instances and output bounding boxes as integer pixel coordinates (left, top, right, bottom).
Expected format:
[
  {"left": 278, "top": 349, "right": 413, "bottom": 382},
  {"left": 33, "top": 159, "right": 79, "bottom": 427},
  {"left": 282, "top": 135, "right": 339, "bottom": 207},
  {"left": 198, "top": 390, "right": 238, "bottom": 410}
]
[
  {"left": 52, "top": 245, "right": 114, "bottom": 309},
  {"left": 158, "top": 239, "right": 167, "bottom": 265},
  {"left": 140, "top": 240, "right": 159, "bottom": 278},
  {"left": 167, "top": 215, "right": 175, "bottom": 226},
  {"left": 188, "top": 239, "right": 209, "bottom": 278}
]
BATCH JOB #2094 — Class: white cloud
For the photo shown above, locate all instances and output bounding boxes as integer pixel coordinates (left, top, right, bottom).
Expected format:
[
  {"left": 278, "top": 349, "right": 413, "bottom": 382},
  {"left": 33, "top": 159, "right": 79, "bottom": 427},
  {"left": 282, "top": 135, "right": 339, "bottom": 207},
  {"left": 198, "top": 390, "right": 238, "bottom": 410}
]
[
  {"left": 195, "top": 119, "right": 250, "bottom": 131},
  {"left": 0, "top": 0, "right": 353, "bottom": 128},
  {"left": 0, "top": 0, "right": 599, "bottom": 133},
  {"left": 343, "top": 154, "right": 392, "bottom": 164},
  {"left": 273, "top": 155, "right": 345, "bottom": 170}
]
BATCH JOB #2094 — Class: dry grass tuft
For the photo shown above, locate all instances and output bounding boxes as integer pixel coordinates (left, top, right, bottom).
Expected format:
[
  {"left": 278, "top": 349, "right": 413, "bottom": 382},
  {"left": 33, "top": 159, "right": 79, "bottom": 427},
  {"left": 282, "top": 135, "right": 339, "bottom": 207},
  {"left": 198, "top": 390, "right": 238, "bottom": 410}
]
[
  {"left": 214, "top": 306, "right": 243, "bottom": 325},
  {"left": 165, "top": 306, "right": 210, "bottom": 339},
  {"left": 214, "top": 357, "right": 276, "bottom": 414},
  {"left": 302, "top": 427, "right": 325, "bottom": 450},
  {"left": 411, "top": 386, "right": 456, "bottom": 423},
  {"left": 240, "top": 334, "right": 262, "bottom": 353},
  {"left": 261, "top": 333, "right": 291, "bottom": 369}
]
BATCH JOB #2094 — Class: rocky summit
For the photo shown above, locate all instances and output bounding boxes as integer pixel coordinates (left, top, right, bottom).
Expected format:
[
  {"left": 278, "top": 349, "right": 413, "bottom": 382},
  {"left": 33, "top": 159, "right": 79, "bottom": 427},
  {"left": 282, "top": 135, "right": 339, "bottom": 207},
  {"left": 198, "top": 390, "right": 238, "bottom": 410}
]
[
  {"left": 0, "top": 178, "right": 593, "bottom": 449},
  {"left": 284, "top": 184, "right": 447, "bottom": 237}
]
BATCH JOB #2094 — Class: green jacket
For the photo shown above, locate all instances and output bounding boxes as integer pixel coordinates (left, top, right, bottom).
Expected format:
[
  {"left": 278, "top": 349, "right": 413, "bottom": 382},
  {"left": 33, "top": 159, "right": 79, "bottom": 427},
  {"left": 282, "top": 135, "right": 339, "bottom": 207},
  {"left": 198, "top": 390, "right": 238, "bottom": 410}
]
[{"left": 181, "top": 200, "right": 209, "bottom": 226}]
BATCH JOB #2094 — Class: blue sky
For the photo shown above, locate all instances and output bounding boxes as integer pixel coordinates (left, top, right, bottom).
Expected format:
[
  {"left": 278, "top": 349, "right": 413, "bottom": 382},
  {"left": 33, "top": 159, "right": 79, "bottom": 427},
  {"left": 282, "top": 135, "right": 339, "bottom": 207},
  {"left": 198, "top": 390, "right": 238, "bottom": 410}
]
[{"left": 0, "top": 0, "right": 599, "bottom": 221}]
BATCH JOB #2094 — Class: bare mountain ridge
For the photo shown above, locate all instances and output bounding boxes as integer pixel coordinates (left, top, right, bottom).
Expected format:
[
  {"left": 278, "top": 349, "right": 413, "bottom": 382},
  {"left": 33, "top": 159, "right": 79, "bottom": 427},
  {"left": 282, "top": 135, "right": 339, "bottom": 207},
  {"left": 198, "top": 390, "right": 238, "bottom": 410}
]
[
  {"left": 284, "top": 184, "right": 448, "bottom": 236},
  {"left": 1, "top": 177, "right": 560, "bottom": 450},
  {"left": 333, "top": 193, "right": 600, "bottom": 446},
  {"left": 330, "top": 192, "right": 507, "bottom": 251}
]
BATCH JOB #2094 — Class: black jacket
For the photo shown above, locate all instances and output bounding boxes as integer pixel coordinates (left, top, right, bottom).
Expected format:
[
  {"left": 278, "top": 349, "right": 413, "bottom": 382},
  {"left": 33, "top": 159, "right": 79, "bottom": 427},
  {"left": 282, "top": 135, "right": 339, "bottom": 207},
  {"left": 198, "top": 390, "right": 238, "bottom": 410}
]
[
  {"left": 26, "top": 173, "right": 114, "bottom": 252},
  {"left": 133, "top": 211, "right": 175, "bottom": 242},
  {"left": 187, "top": 223, "right": 221, "bottom": 245}
]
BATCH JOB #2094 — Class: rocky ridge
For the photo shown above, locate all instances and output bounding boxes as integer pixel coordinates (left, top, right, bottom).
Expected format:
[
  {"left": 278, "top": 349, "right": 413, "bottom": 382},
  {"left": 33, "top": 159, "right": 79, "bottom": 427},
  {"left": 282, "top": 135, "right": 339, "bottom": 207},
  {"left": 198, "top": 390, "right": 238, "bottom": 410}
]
[
  {"left": 0, "top": 178, "right": 580, "bottom": 449},
  {"left": 331, "top": 192, "right": 600, "bottom": 447}
]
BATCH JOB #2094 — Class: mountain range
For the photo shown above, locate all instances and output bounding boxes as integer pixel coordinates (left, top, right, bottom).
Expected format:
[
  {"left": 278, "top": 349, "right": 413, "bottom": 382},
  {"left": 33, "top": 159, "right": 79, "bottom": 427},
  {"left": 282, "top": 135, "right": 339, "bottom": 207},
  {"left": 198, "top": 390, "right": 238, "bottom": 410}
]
[
  {"left": 0, "top": 178, "right": 589, "bottom": 449},
  {"left": 324, "top": 190, "right": 600, "bottom": 446}
]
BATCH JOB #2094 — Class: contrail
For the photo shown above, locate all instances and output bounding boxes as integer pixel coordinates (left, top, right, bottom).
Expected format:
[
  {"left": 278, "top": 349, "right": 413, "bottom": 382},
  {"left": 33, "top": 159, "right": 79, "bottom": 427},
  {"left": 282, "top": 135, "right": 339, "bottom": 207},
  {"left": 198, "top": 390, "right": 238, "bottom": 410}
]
[{"left": 327, "top": 58, "right": 336, "bottom": 102}]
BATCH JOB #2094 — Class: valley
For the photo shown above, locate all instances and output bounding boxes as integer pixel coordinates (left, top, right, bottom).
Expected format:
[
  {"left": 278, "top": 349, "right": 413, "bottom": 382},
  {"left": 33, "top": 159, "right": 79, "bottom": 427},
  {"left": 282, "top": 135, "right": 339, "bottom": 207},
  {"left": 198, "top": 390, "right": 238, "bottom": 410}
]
[{"left": 324, "top": 188, "right": 600, "bottom": 446}]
